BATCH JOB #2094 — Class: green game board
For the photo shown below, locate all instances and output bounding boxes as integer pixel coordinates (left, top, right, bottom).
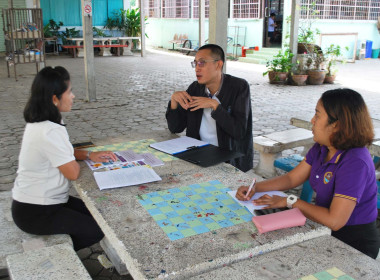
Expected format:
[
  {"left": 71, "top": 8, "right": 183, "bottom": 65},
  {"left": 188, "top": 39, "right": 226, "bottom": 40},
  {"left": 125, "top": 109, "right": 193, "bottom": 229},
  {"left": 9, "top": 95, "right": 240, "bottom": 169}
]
[
  {"left": 299, "top": 267, "right": 355, "bottom": 280},
  {"left": 88, "top": 139, "right": 177, "bottom": 162},
  {"left": 137, "top": 180, "right": 253, "bottom": 241}
]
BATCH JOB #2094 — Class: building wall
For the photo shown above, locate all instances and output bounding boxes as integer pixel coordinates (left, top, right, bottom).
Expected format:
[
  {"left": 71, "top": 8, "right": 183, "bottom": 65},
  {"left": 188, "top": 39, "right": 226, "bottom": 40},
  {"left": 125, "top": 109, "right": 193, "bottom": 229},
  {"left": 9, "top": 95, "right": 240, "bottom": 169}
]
[
  {"left": 146, "top": 16, "right": 379, "bottom": 59},
  {"left": 145, "top": 18, "right": 263, "bottom": 55},
  {"left": 282, "top": 1, "right": 380, "bottom": 58}
]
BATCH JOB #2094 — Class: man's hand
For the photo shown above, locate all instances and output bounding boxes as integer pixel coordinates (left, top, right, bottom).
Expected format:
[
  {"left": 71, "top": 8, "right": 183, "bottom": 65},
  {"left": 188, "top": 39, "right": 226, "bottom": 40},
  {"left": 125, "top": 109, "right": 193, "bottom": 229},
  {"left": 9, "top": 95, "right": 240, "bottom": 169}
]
[
  {"left": 171, "top": 91, "right": 193, "bottom": 110},
  {"left": 188, "top": 96, "right": 219, "bottom": 111}
]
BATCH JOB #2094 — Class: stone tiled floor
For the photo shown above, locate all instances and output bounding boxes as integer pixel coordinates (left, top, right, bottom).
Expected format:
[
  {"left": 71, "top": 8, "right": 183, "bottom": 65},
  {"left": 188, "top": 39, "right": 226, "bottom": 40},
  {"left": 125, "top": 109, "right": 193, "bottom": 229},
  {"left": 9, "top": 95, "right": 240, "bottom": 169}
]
[{"left": 0, "top": 49, "right": 379, "bottom": 279}]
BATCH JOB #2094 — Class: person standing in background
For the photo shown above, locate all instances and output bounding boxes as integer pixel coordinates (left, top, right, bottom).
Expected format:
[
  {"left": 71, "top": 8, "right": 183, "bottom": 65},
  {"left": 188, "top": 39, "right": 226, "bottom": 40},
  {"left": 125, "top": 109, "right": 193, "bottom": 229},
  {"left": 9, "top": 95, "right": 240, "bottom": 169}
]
[{"left": 267, "top": 13, "right": 277, "bottom": 46}]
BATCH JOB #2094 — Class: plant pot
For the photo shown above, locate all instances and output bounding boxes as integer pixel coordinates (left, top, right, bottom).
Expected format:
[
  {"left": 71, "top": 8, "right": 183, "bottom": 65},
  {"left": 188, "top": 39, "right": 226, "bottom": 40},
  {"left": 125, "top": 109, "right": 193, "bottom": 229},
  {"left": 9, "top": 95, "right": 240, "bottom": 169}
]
[
  {"left": 268, "top": 71, "right": 288, "bottom": 84},
  {"left": 324, "top": 75, "right": 336, "bottom": 84},
  {"left": 291, "top": 74, "right": 308, "bottom": 86},
  {"left": 307, "top": 70, "right": 326, "bottom": 85}
]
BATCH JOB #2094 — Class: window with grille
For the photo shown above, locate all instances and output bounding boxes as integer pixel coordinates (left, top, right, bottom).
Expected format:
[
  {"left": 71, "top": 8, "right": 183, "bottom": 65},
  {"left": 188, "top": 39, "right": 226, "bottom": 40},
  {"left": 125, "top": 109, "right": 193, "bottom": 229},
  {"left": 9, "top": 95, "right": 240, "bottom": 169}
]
[
  {"left": 232, "top": 0, "right": 260, "bottom": 19},
  {"left": 162, "top": 0, "right": 190, "bottom": 18},
  {"left": 300, "top": 0, "right": 380, "bottom": 21},
  {"left": 193, "top": 0, "right": 209, "bottom": 18},
  {"left": 144, "top": 0, "right": 160, "bottom": 18}
]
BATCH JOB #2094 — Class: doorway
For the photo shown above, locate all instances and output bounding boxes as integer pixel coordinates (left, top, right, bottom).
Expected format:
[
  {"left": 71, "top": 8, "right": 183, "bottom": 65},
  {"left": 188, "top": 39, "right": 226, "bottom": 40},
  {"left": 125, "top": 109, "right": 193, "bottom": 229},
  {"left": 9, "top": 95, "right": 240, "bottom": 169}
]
[{"left": 263, "top": 0, "right": 283, "bottom": 48}]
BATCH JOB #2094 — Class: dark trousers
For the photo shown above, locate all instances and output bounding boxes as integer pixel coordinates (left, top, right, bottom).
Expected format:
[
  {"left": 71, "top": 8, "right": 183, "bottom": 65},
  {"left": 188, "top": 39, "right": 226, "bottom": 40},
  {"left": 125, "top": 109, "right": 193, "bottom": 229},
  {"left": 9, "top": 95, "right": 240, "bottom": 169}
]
[
  {"left": 332, "top": 221, "right": 380, "bottom": 259},
  {"left": 12, "top": 196, "right": 104, "bottom": 251}
]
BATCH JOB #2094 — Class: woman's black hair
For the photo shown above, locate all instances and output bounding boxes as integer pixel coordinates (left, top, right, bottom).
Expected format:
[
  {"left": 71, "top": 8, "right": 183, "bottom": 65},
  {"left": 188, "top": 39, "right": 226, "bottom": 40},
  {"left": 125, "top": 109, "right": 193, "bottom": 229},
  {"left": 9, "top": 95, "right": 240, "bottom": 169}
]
[{"left": 24, "top": 66, "right": 70, "bottom": 125}]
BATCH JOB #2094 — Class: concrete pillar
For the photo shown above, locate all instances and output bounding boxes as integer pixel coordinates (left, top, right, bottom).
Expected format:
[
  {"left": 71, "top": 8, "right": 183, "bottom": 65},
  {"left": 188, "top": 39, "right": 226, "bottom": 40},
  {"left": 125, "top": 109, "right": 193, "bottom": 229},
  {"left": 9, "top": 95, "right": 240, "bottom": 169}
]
[
  {"left": 198, "top": 0, "right": 205, "bottom": 48},
  {"left": 33, "top": 0, "right": 40, "bottom": 8},
  {"left": 289, "top": 0, "right": 300, "bottom": 64},
  {"left": 139, "top": 0, "right": 145, "bottom": 57},
  {"left": 209, "top": 0, "right": 228, "bottom": 72},
  {"left": 81, "top": 0, "right": 96, "bottom": 102}
]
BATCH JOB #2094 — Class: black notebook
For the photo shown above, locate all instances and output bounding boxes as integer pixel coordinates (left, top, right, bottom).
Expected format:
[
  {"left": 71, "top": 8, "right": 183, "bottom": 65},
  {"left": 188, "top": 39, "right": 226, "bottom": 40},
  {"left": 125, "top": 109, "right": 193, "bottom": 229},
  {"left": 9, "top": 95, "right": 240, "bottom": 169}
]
[{"left": 171, "top": 144, "right": 243, "bottom": 167}]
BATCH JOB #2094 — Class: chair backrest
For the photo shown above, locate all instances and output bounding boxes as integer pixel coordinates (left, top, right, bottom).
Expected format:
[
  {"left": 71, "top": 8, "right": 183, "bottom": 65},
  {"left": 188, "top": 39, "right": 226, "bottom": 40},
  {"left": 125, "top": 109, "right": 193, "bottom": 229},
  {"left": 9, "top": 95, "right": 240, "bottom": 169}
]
[
  {"left": 183, "top": 34, "right": 188, "bottom": 39},
  {"left": 173, "top": 33, "right": 178, "bottom": 40}
]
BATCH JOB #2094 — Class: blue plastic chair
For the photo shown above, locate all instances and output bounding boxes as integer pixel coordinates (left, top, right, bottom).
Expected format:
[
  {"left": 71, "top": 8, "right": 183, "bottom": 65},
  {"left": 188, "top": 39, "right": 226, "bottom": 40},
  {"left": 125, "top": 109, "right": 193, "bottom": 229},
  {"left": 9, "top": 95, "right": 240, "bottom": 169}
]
[{"left": 274, "top": 154, "right": 313, "bottom": 203}]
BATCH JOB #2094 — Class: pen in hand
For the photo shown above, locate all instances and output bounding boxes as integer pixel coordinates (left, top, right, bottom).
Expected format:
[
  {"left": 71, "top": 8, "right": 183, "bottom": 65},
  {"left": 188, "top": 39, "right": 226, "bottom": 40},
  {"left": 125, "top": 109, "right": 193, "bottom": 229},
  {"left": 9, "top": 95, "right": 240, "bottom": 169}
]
[{"left": 245, "top": 178, "right": 257, "bottom": 200}]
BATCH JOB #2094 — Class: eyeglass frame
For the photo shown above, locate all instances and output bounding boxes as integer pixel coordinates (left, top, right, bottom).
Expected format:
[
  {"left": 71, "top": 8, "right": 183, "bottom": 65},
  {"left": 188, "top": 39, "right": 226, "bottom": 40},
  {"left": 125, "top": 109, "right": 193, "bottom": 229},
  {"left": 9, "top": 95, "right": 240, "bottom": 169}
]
[{"left": 191, "top": 59, "right": 220, "bottom": 68}]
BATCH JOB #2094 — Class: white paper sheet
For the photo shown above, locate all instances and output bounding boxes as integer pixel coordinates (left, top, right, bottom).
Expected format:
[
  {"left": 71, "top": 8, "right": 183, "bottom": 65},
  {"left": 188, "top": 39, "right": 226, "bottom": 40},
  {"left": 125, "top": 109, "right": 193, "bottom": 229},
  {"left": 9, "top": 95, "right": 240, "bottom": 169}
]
[
  {"left": 228, "top": 190, "right": 288, "bottom": 214},
  {"left": 149, "top": 136, "right": 209, "bottom": 155},
  {"left": 93, "top": 166, "right": 162, "bottom": 190},
  {"left": 140, "top": 153, "right": 164, "bottom": 167},
  {"left": 116, "top": 150, "right": 145, "bottom": 162}
]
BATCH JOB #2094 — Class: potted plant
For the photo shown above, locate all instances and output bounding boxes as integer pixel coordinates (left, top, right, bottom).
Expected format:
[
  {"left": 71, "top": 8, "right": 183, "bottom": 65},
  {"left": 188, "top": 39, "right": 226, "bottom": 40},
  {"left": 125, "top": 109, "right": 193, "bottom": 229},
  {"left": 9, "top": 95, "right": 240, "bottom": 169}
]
[
  {"left": 104, "top": 8, "right": 148, "bottom": 40},
  {"left": 61, "top": 27, "right": 81, "bottom": 45},
  {"left": 323, "top": 44, "right": 348, "bottom": 84},
  {"left": 305, "top": 45, "right": 326, "bottom": 85},
  {"left": 43, "top": 19, "right": 63, "bottom": 39},
  {"left": 93, "top": 27, "right": 108, "bottom": 38},
  {"left": 263, "top": 49, "right": 294, "bottom": 84},
  {"left": 290, "top": 61, "right": 308, "bottom": 86}
]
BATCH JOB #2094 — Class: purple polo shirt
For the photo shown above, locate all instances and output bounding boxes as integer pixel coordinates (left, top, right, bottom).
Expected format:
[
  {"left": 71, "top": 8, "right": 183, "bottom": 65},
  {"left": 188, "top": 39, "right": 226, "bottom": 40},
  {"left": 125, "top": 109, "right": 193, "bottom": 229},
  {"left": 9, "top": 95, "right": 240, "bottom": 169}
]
[{"left": 305, "top": 143, "right": 378, "bottom": 226}]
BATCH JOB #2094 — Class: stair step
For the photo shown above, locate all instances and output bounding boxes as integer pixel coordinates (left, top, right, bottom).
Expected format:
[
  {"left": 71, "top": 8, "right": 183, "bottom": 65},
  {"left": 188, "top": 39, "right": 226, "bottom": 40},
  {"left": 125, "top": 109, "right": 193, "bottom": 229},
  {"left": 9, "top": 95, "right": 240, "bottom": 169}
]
[
  {"left": 246, "top": 53, "right": 275, "bottom": 60},
  {"left": 238, "top": 57, "right": 268, "bottom": 64}
]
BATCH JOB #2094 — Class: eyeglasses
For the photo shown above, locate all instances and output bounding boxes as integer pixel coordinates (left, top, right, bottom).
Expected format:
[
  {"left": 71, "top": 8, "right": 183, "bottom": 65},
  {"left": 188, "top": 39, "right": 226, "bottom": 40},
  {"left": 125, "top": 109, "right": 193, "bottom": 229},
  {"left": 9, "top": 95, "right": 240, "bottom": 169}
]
[{"left": 191, "top": 59, "right": 219, "bottom": 68}]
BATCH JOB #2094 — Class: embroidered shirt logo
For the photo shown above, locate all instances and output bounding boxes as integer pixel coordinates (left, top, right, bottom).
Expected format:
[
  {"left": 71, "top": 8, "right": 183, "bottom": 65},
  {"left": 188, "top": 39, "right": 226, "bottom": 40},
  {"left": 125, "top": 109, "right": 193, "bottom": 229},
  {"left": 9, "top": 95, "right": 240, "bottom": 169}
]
[{"left": 324, "top": 172, "right": 333, "bottom": 184}]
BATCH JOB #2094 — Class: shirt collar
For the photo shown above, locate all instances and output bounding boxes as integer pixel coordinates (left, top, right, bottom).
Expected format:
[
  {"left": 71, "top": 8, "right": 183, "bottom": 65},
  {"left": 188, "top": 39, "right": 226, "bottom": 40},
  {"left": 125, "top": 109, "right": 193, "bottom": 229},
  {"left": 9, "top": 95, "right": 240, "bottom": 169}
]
[
  {"left": 320, "top": 145, "right": 344, "bottom": 164},
  {"left": 205, "top": 73, "right": 224, "bottom": 98}
]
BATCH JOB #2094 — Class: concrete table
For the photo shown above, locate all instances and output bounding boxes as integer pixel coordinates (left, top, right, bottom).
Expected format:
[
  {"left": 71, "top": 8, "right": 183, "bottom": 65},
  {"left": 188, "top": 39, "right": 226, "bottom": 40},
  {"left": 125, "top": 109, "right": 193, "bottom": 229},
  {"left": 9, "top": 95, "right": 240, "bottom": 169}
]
[
  {"left": 369, "top": 140, "right": 380, "bottom": 157},
  {"left": 74, "top": 132, "right": 330, "bottom": 279},
  {"left": 190, "top": 235, "right": 380, "bottom": 280}
]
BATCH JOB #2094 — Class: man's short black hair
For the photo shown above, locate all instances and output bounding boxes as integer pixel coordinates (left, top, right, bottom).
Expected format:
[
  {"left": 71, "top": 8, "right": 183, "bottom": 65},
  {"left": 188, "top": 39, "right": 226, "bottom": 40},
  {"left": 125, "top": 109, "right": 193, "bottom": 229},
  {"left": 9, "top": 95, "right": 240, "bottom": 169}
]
[
  {"left": 198, "top": 44, "right": 225, "bottom": 63},
  {"left": 270, "top": 13, "right": 276, "bottom": 17}
]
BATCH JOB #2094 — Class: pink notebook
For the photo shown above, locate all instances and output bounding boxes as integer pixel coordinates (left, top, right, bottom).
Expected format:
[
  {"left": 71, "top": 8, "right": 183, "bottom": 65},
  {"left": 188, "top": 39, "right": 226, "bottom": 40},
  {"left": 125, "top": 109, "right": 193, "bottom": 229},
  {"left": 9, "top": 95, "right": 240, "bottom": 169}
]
[{"left": 252, "top": 208, "right": 306, "bottom": 234}]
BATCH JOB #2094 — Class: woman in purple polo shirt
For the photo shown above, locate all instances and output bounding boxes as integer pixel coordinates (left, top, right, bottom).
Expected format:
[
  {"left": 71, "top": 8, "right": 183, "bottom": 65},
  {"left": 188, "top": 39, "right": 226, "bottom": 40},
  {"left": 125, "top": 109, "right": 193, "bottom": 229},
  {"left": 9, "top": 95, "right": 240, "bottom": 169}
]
[{"left": 237, "top": 88, "right": 379, "bottom": 259}]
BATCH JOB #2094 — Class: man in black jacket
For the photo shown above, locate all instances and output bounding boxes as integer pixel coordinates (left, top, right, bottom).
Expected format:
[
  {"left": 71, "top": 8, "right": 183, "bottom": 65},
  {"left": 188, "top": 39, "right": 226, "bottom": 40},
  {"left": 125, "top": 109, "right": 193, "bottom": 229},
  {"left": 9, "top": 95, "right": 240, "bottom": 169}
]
[{"left": 166, "top": 44, "right": 253, "bottom": 172}]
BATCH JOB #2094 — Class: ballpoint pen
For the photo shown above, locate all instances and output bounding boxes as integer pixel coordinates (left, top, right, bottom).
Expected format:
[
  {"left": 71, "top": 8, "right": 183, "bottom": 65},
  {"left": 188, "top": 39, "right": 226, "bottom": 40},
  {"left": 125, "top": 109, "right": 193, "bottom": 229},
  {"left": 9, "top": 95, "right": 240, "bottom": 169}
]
[{"left": 245, "top": 178, "right": 256, "bottom": 199}]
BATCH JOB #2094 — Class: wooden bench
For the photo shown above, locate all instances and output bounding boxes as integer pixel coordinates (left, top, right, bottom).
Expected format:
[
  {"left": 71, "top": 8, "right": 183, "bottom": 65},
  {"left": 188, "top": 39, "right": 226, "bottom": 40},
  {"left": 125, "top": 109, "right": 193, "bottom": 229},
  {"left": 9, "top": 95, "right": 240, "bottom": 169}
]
[
  {"left": 6, "top": 243, "right": 91, "bottom": 279},
  {"left": 0, "top": 191, "right": 73, "bottom": 277},
  {"left": 253, "top": 128, "right": 314, "bottom": 178},
  {"left": 62, "top": 44, "right": 129, "bottom": 58}
]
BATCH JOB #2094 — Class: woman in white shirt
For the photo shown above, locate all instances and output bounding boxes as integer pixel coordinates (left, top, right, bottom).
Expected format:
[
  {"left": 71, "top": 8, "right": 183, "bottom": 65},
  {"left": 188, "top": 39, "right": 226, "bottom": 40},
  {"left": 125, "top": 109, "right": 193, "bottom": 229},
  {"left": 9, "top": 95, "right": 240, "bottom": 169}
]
[{"left": 12, "top": 66, "right": 117, "bottom": 251}]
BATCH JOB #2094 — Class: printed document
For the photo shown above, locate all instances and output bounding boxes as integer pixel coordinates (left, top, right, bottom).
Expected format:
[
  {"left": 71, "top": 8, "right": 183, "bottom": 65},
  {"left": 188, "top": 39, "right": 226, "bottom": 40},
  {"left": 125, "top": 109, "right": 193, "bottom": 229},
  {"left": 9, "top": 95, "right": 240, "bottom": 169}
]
[{"left": 93, "top": 166, "right": 162, "bottom": 190}]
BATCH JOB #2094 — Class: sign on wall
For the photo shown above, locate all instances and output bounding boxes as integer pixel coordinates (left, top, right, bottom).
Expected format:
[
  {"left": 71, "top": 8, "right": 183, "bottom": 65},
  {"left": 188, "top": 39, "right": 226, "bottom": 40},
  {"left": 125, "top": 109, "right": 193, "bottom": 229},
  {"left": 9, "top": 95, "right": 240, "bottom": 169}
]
[{"left": 83, "top": 0, "right": 92, "bottom": 17}]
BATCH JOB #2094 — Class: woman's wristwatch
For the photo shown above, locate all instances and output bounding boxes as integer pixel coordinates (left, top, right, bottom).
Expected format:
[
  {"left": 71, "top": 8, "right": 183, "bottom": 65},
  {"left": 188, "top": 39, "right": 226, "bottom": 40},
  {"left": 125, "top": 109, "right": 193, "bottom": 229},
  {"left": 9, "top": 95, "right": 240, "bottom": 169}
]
[{"left": 287, "top": 195, "right": 298, "bottom": 208}]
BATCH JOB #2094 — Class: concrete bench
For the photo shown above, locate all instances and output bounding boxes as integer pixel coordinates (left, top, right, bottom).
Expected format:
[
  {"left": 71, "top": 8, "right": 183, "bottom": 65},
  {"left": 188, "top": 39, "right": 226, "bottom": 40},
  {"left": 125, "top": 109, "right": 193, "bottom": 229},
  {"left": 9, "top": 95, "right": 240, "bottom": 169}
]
[
  {"left": 274, "top": 155, "right": 314, "bottom": 202},
  {"left": 6, "top": 243, "right": 91, "bottom": 280},
  {"left": 254, "top": 128, "right": 314, "bottom": 178},
  {"left": 0, "top": 191, "right": 73, "bottom": 277},
  {"left": 62, "top": 44, "right": 129, "bottom": 58}
]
